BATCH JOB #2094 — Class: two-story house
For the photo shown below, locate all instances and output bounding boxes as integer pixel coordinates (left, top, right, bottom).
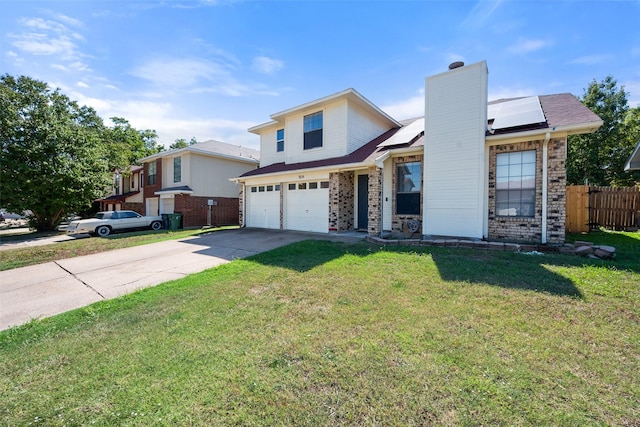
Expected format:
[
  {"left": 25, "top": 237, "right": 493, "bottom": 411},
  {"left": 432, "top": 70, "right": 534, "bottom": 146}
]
[
  {"left": 139, "top": 140, "right": 259, "bottom": 228},
  {"left": 236, "top": 61, "right": 603, "bottom": 244},
  {"left": 97, "top": 165, "right": 144, "bottom": 213}
]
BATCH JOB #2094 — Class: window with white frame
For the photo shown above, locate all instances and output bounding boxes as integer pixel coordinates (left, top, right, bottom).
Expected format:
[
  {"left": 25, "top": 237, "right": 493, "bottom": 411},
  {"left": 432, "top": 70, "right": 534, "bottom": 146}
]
[
  {"left": 276, "top": 129, "right": 284, "bottom": 152},
  {"left": 303, "top": 111, "right": 323, "bottom": 150},
  {"left": 496, "top": 150, "right": 536, "bottom": 217},
  {"left": 173, "top": 156, "right": 181, "bottom": 183}
]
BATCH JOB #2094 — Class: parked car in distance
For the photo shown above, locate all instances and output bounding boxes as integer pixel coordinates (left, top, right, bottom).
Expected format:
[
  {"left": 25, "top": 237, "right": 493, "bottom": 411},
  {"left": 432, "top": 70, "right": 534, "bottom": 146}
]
[{"left": 66, "top": 210, "right": 163, "bottom": 237}]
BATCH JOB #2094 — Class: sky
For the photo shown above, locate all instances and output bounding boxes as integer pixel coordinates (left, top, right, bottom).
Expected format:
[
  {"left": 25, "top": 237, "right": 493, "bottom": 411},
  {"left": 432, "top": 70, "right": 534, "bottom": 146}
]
[{"left": 2, "top": 0, "right": 639, "bottom": 150}]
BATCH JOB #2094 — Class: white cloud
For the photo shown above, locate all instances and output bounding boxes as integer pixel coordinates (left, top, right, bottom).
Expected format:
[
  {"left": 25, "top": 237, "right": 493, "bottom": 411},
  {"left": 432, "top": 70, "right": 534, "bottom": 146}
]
[
  {"left": 8, "top": 15, "right": 87, "bottom": 66},
  {"left": 252, "top": 56, "right": 284, "bottom": 74},
  {"left": 508, "top": 38, "right": 552, "bottom": 54},
  {"left": 460, "top": 0, "right": 504, "bottom": 30},
  {"left": 132, "top": 56, "right": 281, "bottom": 97},
  {"left": 567, "top": 54, "right": 613, "bottom": 65},
  {"left": 382, "top": 88, "right": 425, "bottom": 120},
  {"left": 76, "top": 81, "right": 89, "bottom": 88},
  {"left": 131, "top": 58, "right": 227, "bottom": 88}
]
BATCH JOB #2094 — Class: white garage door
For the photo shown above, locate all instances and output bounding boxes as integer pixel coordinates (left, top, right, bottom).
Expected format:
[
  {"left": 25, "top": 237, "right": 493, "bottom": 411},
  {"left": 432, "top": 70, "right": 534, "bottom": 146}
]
[
  {"left": 246, "top": 184, "right": 280, "bottom": 229},
  {"left": 285, "top": 181, "right": 329, "bottom": 233}
]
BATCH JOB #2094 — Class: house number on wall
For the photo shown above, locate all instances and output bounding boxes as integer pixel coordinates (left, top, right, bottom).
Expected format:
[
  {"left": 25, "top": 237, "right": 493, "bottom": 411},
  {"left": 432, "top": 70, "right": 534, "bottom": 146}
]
[{"left": 298, "top": 175, "right": 304, "bottom": 179}]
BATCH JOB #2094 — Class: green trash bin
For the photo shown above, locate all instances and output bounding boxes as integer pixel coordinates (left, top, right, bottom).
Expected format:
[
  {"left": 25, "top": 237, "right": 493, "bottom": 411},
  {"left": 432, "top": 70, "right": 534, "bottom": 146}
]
[{"left": 168, "top": 214, "right": 182, "bottom": 230}]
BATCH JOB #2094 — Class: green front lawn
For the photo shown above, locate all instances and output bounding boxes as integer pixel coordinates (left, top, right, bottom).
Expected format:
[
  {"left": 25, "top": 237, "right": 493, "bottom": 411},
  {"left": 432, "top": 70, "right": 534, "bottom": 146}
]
[{"left": 1, "top": 233, "right": 638, "bottom": 425}]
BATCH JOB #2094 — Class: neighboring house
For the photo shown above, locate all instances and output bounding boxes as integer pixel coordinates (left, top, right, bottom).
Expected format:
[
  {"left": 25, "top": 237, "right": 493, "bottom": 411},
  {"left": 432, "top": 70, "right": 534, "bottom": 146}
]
[
  {"left": 236, "top": 60, "right": 603, "bottom": 244},
  {"left": 97, "top": 165, "right": 144, "bottom": 213},
  {"left": 139, "top": 140, "right": 259, "bottom": 228},
  {"left": 624, "top": 140, "right": 640, "bottom": 171}
]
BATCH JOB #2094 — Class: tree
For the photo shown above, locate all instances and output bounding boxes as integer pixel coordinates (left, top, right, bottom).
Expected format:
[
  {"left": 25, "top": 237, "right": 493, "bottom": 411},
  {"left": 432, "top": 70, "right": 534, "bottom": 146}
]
[
  {"left": 107, "top": 117, "right": 163, "bottom": 167},
  {"left": 168, "top": 137, "right": 198, "bottom": 150},
  {"left": 0, "top": 74, "right": 113, "bottom": 231},
  {"left": 567, "top": 75, "right": 639, "bottom": 186}
]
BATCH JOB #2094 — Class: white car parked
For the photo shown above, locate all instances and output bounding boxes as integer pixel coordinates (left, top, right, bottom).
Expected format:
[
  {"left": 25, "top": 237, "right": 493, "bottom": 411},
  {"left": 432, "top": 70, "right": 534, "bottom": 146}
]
[{"left": 66, "top": 210, "right": 163, "bottom": 237}]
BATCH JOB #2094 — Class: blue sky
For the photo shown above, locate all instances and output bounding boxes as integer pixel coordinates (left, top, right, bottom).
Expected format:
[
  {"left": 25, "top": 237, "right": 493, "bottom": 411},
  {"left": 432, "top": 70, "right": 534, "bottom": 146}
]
[{"left": 2, "top": 0, "right": 639, "bottom": 150}]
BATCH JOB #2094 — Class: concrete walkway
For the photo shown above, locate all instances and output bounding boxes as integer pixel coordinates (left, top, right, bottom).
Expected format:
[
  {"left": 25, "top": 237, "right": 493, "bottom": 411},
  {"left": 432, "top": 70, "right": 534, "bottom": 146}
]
[{"left": 0, "top": 229, "right": 364, "bottom": 331}]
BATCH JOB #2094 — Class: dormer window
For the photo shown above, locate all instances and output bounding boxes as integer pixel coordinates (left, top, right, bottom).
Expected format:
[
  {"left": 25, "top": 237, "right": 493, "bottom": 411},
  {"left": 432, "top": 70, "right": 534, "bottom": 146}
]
[
  {"left": 303, "top": 111, "right": 323, "bottom": 150},
  {"left": 276, "top": 129, "right": 284, "bottom": 152}
]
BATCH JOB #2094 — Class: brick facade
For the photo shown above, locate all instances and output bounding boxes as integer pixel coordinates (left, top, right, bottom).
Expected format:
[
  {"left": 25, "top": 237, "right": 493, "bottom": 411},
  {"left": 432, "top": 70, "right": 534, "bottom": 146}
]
[
  {"left": 488, "top": 138, "right": 566, "bottom": 244},
  {"left": 238, "top": 184, "right": 244, "bottom": 227},
  {"left": 142, "top": 159, "right": 162, "bottom": 216},
  {"left": 329, "top": 171, "right": 354, "bottom": 231},
  {"left": 174, "top": 195, "right": 239, "bottom": 228},
  {"left": 367, "top": 166, "right": 382, "bottom": 235}
]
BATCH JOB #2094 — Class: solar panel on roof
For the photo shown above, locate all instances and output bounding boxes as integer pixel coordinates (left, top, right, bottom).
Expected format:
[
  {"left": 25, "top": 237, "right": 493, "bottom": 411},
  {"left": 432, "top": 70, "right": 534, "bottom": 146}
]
[
  {"left": 377, "top": 118, "right": 424, "bottom": 148},
  {"left": 490, "top": 96, "right": 546, "bottom": 131}
]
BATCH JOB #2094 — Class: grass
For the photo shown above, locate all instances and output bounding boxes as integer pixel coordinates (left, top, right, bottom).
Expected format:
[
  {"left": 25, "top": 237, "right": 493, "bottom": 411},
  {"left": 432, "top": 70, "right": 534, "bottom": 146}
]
[
  {"left": 0, "top": 226, "right": 238, "bottom": 271},
  {"left": 0, "top": 231, "right": 638, "bottom": 426}
]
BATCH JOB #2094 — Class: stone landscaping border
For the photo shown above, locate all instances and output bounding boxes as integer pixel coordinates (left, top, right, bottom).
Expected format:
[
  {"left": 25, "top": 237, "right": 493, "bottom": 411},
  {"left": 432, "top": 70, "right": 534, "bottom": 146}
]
[{"left": 365, "top": 236, "right": 616, "bottom": 260}]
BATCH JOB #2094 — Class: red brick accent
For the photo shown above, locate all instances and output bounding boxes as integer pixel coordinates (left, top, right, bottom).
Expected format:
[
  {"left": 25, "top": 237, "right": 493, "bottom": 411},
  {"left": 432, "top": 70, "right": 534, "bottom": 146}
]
[
  {"left": 174, "top": 195, "right": 239, "bottom": 227},
  {"left": 142, "top": 159, "right": 162, "bottom": 215}
]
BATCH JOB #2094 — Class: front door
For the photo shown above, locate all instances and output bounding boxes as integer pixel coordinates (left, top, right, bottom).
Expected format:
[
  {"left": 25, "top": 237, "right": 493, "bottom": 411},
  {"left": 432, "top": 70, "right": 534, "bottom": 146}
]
[{"left": 357, "top": 174, "right": 368, "bottom": 230}]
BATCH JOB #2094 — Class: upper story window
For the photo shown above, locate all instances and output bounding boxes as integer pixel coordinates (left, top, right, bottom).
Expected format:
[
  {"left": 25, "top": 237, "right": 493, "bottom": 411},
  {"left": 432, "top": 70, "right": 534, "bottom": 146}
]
[
  {"left": 173, "top": 156, "right": 182, "bottom": 183},
  {"left": 496, "top": 150, "right": 536, "bottom": 217},
  {"left": 147, "top": 161, "right": 157, "bottom": 185},
  {"left": 396, "top": 162, "right": 421, "bottom": 215},
  {"left": 276, "top": 129, "right": 284, "bottom": 152},
  {"left": 303, "top": 111, "right": 323, "bottom": 150}
]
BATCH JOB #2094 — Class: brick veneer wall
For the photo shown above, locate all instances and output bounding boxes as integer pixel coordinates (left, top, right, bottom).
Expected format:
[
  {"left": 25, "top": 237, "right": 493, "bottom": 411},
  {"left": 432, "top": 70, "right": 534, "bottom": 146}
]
[
  {"left": 238, "top": 184, "right": 244, "bottom": 227},
  {"left": 545, "top": 138, "right": 567, "bottom": 243},
  {"left": 367, "top": 166, "right": 382, "bottom": 235},
  {"left": 488, "top": 138, "right": 566, "bottom": 244},
  {"left": 174, "top": 195, "right": 239, "bottom": 228},
  {"left": 329, "top": 171, "right": 354, "bottom": 231},
  {"left": 391, "top": 154, "right": 423, "bottom": 236}
]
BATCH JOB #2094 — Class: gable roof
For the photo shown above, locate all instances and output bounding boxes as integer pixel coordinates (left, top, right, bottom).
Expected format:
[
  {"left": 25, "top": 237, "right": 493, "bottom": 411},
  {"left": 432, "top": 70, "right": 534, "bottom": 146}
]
[
  {"left": 239, "top": 93, "right": 601, "bottom": 180},
  {"left": 240, "top": 118, "right": 422, "bottom": 178},
  {"left": 138, "top": 140, "right": 260, "bottom": 164},
  {"left": 248, "top": 88, "right": 400, "bottom": 134},
  {"left": 625, "top": 140, "right": 640, "bottom": 171}
]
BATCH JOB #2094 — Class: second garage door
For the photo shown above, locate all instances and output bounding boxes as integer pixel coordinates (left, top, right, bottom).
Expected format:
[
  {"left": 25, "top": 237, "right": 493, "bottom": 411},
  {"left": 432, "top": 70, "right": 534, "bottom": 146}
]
[{"left": 285, "top": 181, "right": 329, "bottom": 233}]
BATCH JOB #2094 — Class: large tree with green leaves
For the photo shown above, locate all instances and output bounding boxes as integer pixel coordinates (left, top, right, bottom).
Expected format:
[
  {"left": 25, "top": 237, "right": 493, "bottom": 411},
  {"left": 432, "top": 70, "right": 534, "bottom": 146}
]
[
  {"left": 108, "top": 117, "right": 163, "bottom": 166},
  {"left": 168, "top": 136, "right": 198, "bottom": 150},
  {"left": 567, "top": 75, "right": 640, "bottom": 186},
  {"left": 1, "top": 75, "right": 114, "bottom": 231}
]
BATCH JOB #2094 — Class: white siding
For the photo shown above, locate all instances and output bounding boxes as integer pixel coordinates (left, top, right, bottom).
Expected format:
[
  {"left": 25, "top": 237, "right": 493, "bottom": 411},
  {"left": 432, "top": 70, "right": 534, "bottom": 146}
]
[
  {"left": 259, "top": 124, "right": 285, "bottom": 168},
  {"left": 188, "top": 153, "right": 256, "bottom": 197},
  {"left": 423, "top": 61, "right": 488, "bottom": 239},
  {"left": 285, "top": 100, "right": 348, "bottom": 164},
  {"left": 346, "top": 102, "right": 391, "bottom": 154}
]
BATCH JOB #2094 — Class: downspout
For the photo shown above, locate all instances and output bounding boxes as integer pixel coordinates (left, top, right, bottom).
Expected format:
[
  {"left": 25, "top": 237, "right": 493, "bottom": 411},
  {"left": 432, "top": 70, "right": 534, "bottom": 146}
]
[{"left": 541, "top": 132, "right": 550, "bottom": 244}]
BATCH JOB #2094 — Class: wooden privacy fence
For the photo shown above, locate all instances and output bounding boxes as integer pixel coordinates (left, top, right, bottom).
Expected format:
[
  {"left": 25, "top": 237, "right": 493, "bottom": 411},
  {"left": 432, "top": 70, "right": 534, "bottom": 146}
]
[{"left": 566, "top": 185, "right": 640, "bottom": 233}]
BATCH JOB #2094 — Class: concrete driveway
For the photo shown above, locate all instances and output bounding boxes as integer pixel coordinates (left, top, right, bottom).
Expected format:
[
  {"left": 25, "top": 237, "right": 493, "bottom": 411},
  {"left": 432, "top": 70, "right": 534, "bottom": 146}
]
[{"left": 0, "top": 228, "right": 364, "bottom": 331}]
